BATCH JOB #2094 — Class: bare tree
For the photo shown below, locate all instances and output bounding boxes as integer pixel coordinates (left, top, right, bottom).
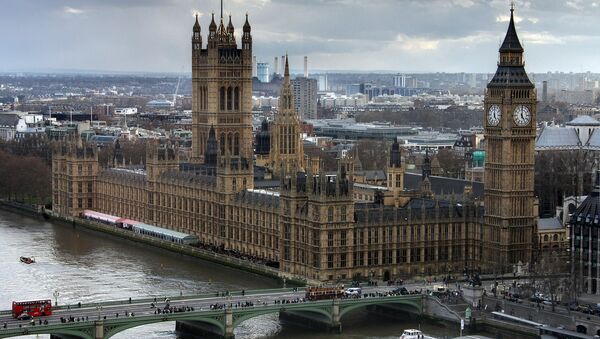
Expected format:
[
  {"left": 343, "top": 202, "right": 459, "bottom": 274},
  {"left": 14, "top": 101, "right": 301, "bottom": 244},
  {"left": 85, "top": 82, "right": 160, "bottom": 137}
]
[
  {"left": 355, "top": 139, "right": 390, "bottom": 170},
  {"left": 531, "top": 251, "right": 570, "bottom": 312}
]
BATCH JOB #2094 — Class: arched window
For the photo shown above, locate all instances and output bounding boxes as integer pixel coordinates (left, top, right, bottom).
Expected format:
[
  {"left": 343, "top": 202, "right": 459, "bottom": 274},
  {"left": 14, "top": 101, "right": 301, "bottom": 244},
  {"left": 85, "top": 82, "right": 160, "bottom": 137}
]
[
  {"left": 220, "top": 133, "right": 225, "bottom": 155},
  {"left": 227, "top": 87, "right": 233, "bottom": 110},
  {"left": 328, "top": 207, "right": 334, "bottom": 222},
  {"left": 234, "top": 133, "right": 240, "bottom": 155},
  {"left": 543, "top": 235, "right": 548, "bottom": 242},
  {"left": 234, "top": 87, "right": 240, "bottom": 110},
  {"left": 220, "top": 87, "right": 225, "bottom": 111},
  {"left": 553, "top": 234, "right": 558, "bottom": 242},
  {"left": 227, "top": 133, "right": 233, "bottom": 154}
]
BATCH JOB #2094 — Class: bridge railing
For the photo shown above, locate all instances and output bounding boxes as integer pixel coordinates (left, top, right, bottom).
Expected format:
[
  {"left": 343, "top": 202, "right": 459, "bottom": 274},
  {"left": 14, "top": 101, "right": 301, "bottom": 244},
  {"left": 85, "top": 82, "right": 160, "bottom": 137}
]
[{"left": 5, "top": 287, "right": 308, "bottom": 313}]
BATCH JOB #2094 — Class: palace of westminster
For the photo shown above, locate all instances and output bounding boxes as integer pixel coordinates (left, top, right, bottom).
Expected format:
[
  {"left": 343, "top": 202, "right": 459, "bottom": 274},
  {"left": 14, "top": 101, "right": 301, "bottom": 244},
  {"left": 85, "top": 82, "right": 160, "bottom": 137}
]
[{"left": 52, "top": 6, "right": 539, "bottom": 282}]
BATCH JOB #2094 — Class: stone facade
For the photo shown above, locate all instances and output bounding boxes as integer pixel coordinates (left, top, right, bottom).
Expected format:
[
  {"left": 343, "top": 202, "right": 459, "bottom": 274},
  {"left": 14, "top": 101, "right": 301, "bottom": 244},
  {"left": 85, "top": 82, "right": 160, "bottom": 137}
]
[
  {"left": 52, "top": 7, "right": 536, "bottom": 282},
  {"left": 482, "top": 7, "right": 537, "bottom": 273}
]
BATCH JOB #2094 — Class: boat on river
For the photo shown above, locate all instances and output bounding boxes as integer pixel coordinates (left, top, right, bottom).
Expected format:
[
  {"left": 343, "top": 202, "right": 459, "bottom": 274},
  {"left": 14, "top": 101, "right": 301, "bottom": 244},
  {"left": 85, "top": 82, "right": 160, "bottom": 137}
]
[
  {"left": 400, "top": 329, "right": 436, "bottom": 339},
  {"left": 19, "top": 256, "right": 35, "bottom": 264}
]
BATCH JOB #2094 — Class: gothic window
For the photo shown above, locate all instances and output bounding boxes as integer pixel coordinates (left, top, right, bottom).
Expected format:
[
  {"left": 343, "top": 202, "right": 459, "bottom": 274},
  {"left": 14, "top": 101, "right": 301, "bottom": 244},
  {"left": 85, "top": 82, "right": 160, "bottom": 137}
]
[
  {"left": 227, "top": 87, "right": 233, "bottom": 110},
  {"left": 227, "top": 133, "right": 233, "bottom": 154},
  {"left": 220, "top": 87, "right": 225, "bottom": 111},
  {"left": 340, "top": 206, "right": 346, "bottom": 221},
  {"left": 234, "top": 133, "right": 239, "bottom": 156},
  {"left": 220, "top": 133, "right": 225, "bottom": 155},
  {"left": 234, "top": 87, "right": 240, "bottom": 110},
  {"left": 327, "top": 207, "right": 334, "bottom": 222}
]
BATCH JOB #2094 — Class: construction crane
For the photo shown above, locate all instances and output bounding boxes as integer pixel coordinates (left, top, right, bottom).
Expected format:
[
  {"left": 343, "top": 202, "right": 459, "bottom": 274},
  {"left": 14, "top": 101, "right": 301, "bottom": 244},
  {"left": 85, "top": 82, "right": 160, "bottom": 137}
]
[{"left": 172, "top": 66, "right": 184, "bottom": 108}]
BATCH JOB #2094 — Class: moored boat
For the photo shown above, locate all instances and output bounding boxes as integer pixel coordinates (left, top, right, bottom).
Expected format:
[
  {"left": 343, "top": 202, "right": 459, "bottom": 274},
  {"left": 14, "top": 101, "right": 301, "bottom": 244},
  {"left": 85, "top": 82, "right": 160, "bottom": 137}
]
[{"left": 19, "top": 256, "right": 35, "bottom": 264}]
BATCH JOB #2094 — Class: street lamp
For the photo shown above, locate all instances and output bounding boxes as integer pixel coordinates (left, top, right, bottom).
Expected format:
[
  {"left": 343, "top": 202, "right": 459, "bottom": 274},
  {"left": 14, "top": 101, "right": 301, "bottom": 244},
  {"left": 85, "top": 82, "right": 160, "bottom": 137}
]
[
  {"left": 96, "top": 306, "right": 103, "bottom": 320},
  {"left": 53, "top": 291, "right": 59, "bottom": 307}
]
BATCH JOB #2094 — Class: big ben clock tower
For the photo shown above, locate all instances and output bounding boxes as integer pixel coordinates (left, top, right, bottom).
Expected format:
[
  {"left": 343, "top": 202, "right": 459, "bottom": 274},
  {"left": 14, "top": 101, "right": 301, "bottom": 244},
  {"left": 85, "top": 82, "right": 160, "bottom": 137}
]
[{"left": 483, "top": 5, "right": 537, "bottom": 273}]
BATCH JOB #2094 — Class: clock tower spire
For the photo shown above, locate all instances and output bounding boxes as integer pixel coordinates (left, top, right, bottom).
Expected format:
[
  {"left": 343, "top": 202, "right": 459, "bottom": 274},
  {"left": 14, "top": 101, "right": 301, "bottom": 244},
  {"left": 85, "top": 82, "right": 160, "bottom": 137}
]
[{"left": 482, "top": 5, "right": 537, "bottom": 274}]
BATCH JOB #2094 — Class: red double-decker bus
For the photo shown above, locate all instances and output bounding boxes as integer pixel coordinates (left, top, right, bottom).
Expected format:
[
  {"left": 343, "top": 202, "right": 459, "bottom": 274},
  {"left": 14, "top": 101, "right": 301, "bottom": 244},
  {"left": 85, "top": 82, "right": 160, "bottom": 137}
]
[{"left": 12, "top": 300, "right": 52, "bottom": 318}]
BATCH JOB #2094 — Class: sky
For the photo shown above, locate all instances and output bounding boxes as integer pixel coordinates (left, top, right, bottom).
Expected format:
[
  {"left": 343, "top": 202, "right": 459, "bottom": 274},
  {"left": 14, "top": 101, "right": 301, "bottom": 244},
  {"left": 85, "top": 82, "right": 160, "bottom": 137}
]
[{"left": 1, "top": 0, "right": 599, "bottom": 74}]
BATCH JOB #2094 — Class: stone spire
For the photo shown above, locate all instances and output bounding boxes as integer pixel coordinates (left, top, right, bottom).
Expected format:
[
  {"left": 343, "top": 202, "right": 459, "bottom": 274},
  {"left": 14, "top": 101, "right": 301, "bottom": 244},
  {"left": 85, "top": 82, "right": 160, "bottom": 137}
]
[
  {"left": 243, "top": 13, "right": 251, "bottom": 32},
  {"left": 500, "top": 4, "right": 523, "bottom": 53},
  {"left": 488, "top": 5, "right": 532, "bottom": 87}
]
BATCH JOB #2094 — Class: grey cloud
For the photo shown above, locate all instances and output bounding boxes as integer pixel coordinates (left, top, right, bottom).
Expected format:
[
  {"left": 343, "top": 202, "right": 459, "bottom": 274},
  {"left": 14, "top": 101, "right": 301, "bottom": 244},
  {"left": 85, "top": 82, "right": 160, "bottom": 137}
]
[{"left": 0, "top": 0, "right": 598, "bottom": 73}]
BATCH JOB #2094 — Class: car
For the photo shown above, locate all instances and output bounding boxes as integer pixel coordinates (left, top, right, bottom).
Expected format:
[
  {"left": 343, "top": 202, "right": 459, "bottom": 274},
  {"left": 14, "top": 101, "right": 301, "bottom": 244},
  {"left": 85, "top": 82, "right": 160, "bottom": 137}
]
[
  {"left": 345, "top": 287, "right": 362, "bottom": 296},
  {"left": 542, "top": 300, "right": 555, "bottom": 306},
  {"left": 577, "top": 305, "right": 593, "bottom": 314},
  {"left": 16, "top": 313, "right": 32, "bottom": 321},
  {"left": 392, "top": 287, "right": 409, "bottom": 295}
]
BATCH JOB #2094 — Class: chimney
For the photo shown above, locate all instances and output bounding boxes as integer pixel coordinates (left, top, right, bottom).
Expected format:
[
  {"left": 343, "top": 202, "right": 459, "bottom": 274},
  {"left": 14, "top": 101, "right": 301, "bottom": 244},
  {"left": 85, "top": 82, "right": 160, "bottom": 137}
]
[
  {"left": 252, "top": 56, "right": 257, "bottom": 77},
  {"left": 304, "top": 56, "right": 308, "bottom": 78},
  {"left": 274, "top": 57, "right": 278, "bottom": 76},
  {"left": 281, "top": 55, "right": 286, "bottom": 75}
]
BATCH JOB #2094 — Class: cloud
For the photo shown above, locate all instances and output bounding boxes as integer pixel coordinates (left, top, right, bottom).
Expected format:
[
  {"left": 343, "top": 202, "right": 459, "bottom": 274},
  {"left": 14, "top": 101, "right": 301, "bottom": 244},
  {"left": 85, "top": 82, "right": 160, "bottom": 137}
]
[
  {"left": 495, "top": 15, "right": 523, "bottom": 23},
  {"left": 527, "top": 18, "right": 539, "bottom": 24},
  {"left": 521, "top": 32, "right": 564, "bottom": 44},
  {"left": 394, "top": 32, "right": 495, "bottom": 52},
  {"left": 64, "top": 6, "right": 84, "bottom": 15},
  {"left": 395, "top": 34, "right": 439, "bottom": 51},
  {"left": 452, "top": 0, "right": 475, "bottom": 8}
]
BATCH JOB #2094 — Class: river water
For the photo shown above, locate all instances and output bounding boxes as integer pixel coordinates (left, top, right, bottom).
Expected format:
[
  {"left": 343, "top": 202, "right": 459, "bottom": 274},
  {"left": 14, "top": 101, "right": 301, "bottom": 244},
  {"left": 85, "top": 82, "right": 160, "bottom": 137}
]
[{"left": 0, "top": 210, "right": 467, "bottom": 339}]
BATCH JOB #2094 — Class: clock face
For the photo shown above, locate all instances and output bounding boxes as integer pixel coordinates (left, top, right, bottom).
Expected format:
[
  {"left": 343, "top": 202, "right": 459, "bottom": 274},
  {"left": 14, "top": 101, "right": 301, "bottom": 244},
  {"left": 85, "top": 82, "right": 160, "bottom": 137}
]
[
  {"left": 487, "top": 104, "right": 501, "bottom": 126},
  {"left": 513, "top": 105, "right": 531, "bottom": 126}
]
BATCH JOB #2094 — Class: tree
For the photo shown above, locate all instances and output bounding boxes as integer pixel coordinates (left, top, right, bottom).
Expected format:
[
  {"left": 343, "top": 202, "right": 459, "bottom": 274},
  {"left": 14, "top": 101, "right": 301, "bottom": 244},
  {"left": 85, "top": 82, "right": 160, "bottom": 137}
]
[
  {"left": 530, "top": 251, "right": 570, "bottom": 312},
  {"left": 436, "top": 149, "right": 465, "bottom": 178},
  {"left": 354, "top": 139, "right": 390, "bottom": 171},
  {"left": 0, "top": 149, "right": 51, "bottom": 204}
]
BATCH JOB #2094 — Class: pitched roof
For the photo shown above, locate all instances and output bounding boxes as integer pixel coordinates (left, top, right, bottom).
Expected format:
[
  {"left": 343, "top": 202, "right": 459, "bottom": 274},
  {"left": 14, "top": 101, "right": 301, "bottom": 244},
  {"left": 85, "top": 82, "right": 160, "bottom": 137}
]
[
  {"left": 571, "top": 189, "right": 600, "bottom": 226},
  {"left": 499, "top": 9, "right": 524, "bottom": 53},
  {"left": 0, "top": 114, "right": 20, "bottom": 128},
  {"left": 535, "top": 127, "right": 581, "bottom": 150},
  {"left": 587, "top": 129, "right": 600, "bottom": 149},
  {"left": 566, "top": 115, "right": 600, "bottom": 126},
  {"left": 538, "top": 217, "right": 563, "bottom": 231},
  {"left": 404, "top": 172, "right": 484, "bottom": 199}
]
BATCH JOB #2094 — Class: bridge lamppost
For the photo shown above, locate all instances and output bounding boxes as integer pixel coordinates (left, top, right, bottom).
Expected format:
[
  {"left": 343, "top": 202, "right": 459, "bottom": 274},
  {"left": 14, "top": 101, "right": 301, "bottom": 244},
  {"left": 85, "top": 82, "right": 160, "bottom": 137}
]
[
  {"left": 96, "top": 306, "right": 103, "bottom": 320},
  {"left": 53, "top": 291, "right": 60, "bottom": 307}
]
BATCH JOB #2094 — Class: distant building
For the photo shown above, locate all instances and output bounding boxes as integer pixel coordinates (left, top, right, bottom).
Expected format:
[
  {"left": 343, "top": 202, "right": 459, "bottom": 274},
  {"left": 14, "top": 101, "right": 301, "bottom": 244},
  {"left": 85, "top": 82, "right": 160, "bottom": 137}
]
[
  {"left": 0, "top": 113, "right": 27, "bottom": 141},
  {"left": 346, "top": 84, "right": 361, "bottom": 96},
  {"left": 257, "top": 62, "right": 270, "bottom": 83},
  {"left": 292, "top": 77, "right": 318, "bottom": 120},
  {"left": 146, "top": 100, "right": 174, "bottom": 108},
  {"left": 536, "top": 115, "right": 600, "bottom": 151},
  {"left": 114, "top": 108, "right": 138, "bottom": 115},
  {"left": 393, "top": 74, "right": 406, "bottom": 88},
  {"left": 318, "top": 74, "right": 328, "bottom": 91}
]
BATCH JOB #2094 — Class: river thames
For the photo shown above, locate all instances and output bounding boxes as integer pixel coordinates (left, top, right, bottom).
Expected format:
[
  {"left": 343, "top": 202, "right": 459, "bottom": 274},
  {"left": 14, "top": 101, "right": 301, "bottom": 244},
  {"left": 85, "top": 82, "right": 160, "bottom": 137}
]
[{"left": 0, "top": 209, "right": 465, "bottom": 339}]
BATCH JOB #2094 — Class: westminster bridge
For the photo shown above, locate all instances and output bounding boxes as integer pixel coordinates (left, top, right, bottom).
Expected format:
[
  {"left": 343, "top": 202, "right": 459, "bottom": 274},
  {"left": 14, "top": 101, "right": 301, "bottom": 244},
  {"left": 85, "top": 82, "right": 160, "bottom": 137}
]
[{"left": 0, "top": 287, "right": 430, "bottom": 339}]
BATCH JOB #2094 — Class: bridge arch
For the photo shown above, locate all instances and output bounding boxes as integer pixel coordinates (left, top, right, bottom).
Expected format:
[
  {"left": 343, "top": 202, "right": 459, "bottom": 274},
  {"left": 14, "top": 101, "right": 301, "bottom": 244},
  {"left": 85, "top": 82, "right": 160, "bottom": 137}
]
[
  {"left": 103, "top": 315, "right": 224, "bottom": 339},
  {"left": 232, "top": 306, "right": 332, "bottom": 328},
  {"left": 339, "top": 297, "right": 422, "bottom": 320},
  {"left": 0, "top": 328, "right": 95, "bottom": 339}
]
